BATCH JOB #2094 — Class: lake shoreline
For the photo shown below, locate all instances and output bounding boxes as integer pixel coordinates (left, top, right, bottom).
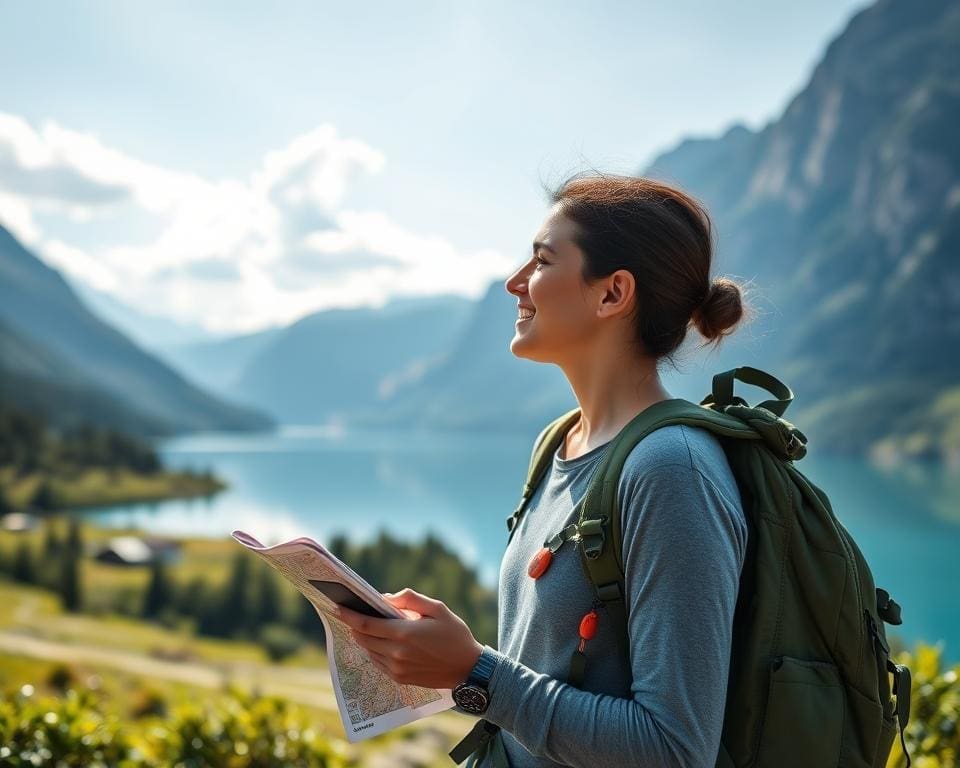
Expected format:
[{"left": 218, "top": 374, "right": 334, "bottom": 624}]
[{"left": 1, "top": 467, "right": 226, "bottom": 515}]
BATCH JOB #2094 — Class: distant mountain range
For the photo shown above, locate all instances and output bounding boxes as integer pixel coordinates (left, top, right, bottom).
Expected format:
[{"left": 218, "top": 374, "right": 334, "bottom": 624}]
[
  {"left": 0, "top": 225, "right": 272, "bottom": 435},
  {"left": 3, "top": 0, "right": 955, "bottom": 459},
  {"left": 147, "top": 0, "right": 960, "bottom": 459},
  {"left": 349, "top": 282, "right": 578, "bottom": 431},
  {"left": 163, "top": 295, "right": 476, "bottom": 425}
]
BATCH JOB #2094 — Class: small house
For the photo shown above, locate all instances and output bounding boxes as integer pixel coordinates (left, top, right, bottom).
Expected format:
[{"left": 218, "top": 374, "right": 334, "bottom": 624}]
[{"left": 94, "top": 536, "right": 181, "bottom": 566}]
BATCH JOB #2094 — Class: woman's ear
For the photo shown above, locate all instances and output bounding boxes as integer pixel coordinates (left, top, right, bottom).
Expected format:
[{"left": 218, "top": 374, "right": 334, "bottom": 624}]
[{"left": 596, "top": 269, "right": 636, "bottom": 319}]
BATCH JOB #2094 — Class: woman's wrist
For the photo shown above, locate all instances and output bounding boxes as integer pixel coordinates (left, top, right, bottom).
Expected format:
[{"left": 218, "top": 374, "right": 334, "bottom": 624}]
[
  {"left": 457, "top": 640, "right": 486, "bottom": 685},
  {"left": 465, "top": 644, "right": 500, "bottom": 686}
]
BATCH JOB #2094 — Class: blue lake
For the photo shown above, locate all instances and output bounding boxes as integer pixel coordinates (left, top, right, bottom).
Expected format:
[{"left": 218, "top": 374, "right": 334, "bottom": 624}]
[{"left": 85, "top": 425, "right": 960, "bottom": 661}]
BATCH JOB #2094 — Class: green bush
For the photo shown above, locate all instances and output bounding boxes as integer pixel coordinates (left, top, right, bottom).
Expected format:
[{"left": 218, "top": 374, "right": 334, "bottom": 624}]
[
  {"left": 146, "top": 690, "right": 345, "bottom": 766},
  {"left": 0, "top": 684, "right": 350, "bottom": 767},
  {"left": 888, "top": 644, "right": 960, "bottom": 768},
  {"left": 129, "top": 686, "right": 168, "bottom": 719},
  {"left": 45, "top": 663, "right": 75, "bottom": 693},
  {"left": 0, "top": 686, "right": 133, "bottom": 767},
  {"left": 259, "top": 623, "right": 305, "bottom": 662}
]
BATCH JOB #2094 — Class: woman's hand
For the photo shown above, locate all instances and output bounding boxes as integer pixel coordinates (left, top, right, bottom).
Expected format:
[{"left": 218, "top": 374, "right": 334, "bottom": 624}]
[{"left": 335, "top": 588, "right": 483, "bottom": 690}]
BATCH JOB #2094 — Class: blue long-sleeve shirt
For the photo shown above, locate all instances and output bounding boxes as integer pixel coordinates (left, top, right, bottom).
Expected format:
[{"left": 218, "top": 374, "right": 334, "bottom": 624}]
[{"left": 477, "top": 424, "right": 747, "bottom": 768}]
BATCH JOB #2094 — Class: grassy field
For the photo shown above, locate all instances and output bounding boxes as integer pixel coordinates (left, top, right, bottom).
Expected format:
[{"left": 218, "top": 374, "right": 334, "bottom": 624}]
[
  {"left": 0, "top": 519, "right": 487, "bottom": 764},
  {"left": 0, "top": 465, "right": 224, "bottom": 511},
  {"left": 0, "top": 521, "right": 292, "bottom": 620},
  {"left": 0, "top": 578, "right": 472, "bottom": 767}
]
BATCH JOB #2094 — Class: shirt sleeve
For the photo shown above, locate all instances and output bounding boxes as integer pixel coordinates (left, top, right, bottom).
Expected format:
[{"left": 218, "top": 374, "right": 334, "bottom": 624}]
[{"left": 482, "top": 458, "right": 747, "bottom": 768}]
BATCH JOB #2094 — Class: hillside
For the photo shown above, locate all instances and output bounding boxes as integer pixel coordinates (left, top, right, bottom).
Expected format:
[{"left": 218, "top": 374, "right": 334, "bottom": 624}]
[
  {"left": 643, "top": 0, "right": 960, "bottom": 458},
  {"left": 177, "top": 295, "right": 475, "bottom": 425},
  {"left": 0, "top": 319, "right": 168, "bottom": 435},
  {"left": 362, "top": 281, "right": 576, "bottom": 430},
  {"left": 0, "top": 225, "right": 272, "bottom": 435}
]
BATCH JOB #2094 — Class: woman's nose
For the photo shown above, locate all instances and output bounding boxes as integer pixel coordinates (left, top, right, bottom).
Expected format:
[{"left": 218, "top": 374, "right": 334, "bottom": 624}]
[{"left": 505, "top": 263, "right": 529, "bottom": 297}]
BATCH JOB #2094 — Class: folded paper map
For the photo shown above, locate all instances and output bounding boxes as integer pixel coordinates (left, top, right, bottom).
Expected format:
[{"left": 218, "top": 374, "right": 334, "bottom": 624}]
[{"left": 231, "top": 530, "right": 454, "bottom": 741}]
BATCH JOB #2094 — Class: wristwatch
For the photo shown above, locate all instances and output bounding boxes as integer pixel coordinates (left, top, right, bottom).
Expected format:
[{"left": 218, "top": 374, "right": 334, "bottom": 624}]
[{"left": 452, "top": 645, "right": 499, "bottom": 715}]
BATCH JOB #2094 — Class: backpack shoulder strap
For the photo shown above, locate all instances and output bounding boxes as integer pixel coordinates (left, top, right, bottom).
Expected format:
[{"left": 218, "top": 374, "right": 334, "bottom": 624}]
[
  {"left": 574, "top": 368, "right": 802, "bottom": 682},
  {"left": 506, "top": 407, "right": 581, "bottom": 542},
  {"left": 571, "top": 398, "right": 759, "bottom": 675},
  {"left": 580, "top": 399, "right": 758, "bottom": 570}
]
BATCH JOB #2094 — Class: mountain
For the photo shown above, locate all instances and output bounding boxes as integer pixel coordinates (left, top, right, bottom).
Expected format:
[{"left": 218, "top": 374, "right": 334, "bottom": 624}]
[
  {"left": 363, "top": 281, "right": 576, "bottom": 430},
  {"left": 0, "top": 318, "right": 168, "bottom": 434},
  {"left": 642, "top": 0, "right": 960, "bottom": 459},
  {"left": 211, "top": 295, "right": 475, "bottom": 424},
  {"left": 362, "top": 0, "right": 960, "bottom": 457},
  {"left": 0, "top": 224, "right": 272, "bottom": 435},
  {"left": 160, "top": 327, "right": 285, "bottom": 399},
  {"left": 70, "top": 280, "right": 222, "bottom": 350}
]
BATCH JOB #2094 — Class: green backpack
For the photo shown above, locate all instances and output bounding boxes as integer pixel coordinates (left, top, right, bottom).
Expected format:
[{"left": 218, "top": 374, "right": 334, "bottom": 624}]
[{"left": 451, "top": 367, "right": 911, "bottom": 768}]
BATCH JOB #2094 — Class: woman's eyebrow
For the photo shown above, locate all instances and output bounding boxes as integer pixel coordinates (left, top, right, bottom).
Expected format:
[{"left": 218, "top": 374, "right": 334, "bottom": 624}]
[{"left": 532, "top": 241, "right": 557, "bottom": 255}]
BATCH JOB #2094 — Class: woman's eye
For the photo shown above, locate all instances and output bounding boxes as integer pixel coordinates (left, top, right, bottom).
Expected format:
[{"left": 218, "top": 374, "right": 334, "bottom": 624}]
[{"left": 534, "top": 254, "right": 548, "bottom": 267}]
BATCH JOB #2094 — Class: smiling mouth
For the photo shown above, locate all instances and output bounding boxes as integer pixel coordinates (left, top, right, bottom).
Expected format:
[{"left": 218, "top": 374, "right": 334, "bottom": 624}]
[{"left": 517, "top": 308, "right": 535, "bottom": 321}]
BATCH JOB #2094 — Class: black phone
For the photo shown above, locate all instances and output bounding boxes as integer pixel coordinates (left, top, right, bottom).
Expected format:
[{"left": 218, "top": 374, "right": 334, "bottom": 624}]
[{"left": 308, "top": 579, "right": 391, "bottom": 618}]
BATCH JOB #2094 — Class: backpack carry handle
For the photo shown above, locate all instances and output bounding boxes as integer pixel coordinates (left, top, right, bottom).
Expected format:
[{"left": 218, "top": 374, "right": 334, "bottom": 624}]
[{"left": 706, "top": 367, "right": 794, "bottom": 417}]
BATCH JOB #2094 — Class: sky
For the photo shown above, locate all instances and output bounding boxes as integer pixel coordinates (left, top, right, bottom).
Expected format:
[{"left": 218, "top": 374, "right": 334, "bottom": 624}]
[{"left": 0, "top": 0, "right": 871, "bottom": 334}]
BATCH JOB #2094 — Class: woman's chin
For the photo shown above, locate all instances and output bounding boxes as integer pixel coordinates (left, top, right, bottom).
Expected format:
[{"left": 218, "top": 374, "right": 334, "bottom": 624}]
[
  {"left": 509, "top": 333, "right": 552, "bottom": 363},
  {"left": 509, "top": 334, "right": 534, "bottom": 359}
]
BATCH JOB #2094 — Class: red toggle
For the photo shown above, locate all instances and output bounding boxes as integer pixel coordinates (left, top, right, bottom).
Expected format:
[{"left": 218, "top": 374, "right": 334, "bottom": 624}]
[
  {"left": 577, "top": 609, "right": 598, "bottom": 653},
  {"left": 527, "top": 547, "right": 553, "bottom": 579},
  {"left": 579, "top": 609, "right": 598, "bottom": 641}
]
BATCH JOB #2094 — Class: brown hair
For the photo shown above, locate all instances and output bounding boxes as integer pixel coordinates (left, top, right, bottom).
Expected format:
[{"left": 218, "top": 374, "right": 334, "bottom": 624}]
[{"left": 551, "top": 173, "right": 747, "bottom": 360}]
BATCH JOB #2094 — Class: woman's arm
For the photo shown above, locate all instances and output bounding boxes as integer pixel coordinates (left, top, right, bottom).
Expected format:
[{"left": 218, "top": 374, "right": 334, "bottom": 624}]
[
  {"left": 339, "top": 451, "right": 746, "bottom": 767},
  {"left": 481, "top": 458, "right": 746, "bottom": 768}
]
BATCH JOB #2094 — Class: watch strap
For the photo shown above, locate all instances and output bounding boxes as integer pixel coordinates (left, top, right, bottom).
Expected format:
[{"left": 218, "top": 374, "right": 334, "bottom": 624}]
[{"left": 467, "top": 645, "right": 499, "bottom": 688}]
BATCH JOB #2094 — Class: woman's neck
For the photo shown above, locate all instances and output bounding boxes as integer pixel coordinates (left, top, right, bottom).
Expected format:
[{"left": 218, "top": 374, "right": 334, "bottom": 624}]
[{"left": 556, "top": 338, "right": 671, "bottom": 460}]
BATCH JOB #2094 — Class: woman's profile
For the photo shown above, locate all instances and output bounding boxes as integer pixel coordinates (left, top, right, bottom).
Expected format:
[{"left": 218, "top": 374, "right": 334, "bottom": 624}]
[{"left": 337, "top": 173, "right": 749, "bottom": 768}]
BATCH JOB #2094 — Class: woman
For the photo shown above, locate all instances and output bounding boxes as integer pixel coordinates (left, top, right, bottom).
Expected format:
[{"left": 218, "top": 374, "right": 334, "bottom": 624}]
[{"left": 337, "top": 173, "right": 749, "bottom": 768}]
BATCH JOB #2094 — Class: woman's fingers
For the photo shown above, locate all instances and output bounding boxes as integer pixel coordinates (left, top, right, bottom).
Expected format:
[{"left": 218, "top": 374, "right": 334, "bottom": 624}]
[
  {"left": 352, "top": 631, "right": 406, "bottom": 659},
  {"left": 337, "top": 604, "right": 407, "bottom": 639},
  {"left": 384, "top": 588, "right": 445, "bottom": 618},
  {"left": 366, "top": 650, "right": 393, "bottom": 677},
  {"left": 365, "top": 648, "right": 423, "bottom": 684}
]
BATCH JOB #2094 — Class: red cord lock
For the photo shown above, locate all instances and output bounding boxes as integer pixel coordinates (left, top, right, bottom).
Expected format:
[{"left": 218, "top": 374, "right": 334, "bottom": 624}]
[
  {"left": 527, "top": 547, "right": 553, "bottom": 580},
  {"left": 578, "top": 609, "right": 598, "bottom": 652}
]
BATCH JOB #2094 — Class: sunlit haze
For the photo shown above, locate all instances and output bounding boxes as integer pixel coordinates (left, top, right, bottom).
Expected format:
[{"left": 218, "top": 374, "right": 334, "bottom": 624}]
[{"left": 0, "top": 0, "right": 869, "bottom": 333}]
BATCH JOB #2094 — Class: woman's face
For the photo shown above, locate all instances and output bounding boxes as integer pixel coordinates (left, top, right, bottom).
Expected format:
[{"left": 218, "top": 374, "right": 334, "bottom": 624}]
[{"left": 504, "top": 207, "right": 603, "bottom": 364}]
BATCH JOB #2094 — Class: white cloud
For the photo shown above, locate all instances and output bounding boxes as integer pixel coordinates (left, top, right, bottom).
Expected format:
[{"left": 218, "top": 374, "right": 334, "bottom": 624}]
[
  {"left": 0, "top": 112, "right": 512, "bottom": 333},
  {"left": 0, "top": 190, "right": 41, "bottom": 244},
  {"left": 0, "top": 113, "right": 132, "bottom": 209},
  {"left": 42, "top": 239, "right": 119, "bottom": 292}
]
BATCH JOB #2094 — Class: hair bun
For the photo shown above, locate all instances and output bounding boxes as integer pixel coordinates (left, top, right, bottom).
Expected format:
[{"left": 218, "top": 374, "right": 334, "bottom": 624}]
[{"left": 692, "top": 277, "right": 744, "bottom": 342}]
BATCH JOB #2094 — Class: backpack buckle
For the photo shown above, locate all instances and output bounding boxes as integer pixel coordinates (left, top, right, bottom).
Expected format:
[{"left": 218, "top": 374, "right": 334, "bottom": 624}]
[
  {"left": 506, "top": 500, "right": 527, "bottom": 532},
  {"left": 877, "top": 588, "right": 903, "bottom": 626},
  {"left": 577, "top": 517, "right": 606, "bottom": 560}
]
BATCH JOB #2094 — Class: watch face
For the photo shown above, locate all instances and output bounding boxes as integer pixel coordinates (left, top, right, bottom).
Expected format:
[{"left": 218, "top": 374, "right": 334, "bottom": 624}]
[{"left": 453, "top": 683, "right": 490, "bottom": 715}]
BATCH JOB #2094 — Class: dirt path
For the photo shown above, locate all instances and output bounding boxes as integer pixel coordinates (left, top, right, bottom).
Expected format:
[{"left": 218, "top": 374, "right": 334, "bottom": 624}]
[{"left": 0, "top": 629, "right": 340, "bottom": 710}]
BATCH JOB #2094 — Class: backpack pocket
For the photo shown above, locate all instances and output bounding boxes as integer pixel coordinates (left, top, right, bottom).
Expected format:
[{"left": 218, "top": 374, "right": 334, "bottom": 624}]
[
  {"left": 873, "top": 714, "right": 897, "bottom": 768},
  {"left": 757, "top": 656, "right": 843, "bottom": 768}
]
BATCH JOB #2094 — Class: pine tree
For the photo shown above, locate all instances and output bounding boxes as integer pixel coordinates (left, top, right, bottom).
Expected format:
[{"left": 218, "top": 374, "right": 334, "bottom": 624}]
[
  {"left": 12, "top": 542, "right": 35, "bottom": 584},
  {"left": 31, "top": 481, "right": 57, "bottom": 512},
  {"left": 59, "top": 518, "right": 82, "bottom": 612},
  {"left": 142, "top": 556, "right": 172, "bottom": 618},
  {"left": 254, "top": 564, "right": 281, "bottom": 628},
  {"left": 42, "top": 521, "right": 61, "bottom": 559},
  {"left": 39, "top": 522, "right": 62, "bottom": 591},
  {"left": 219, "top": 552, "right": 252, "bottom": 637}
]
